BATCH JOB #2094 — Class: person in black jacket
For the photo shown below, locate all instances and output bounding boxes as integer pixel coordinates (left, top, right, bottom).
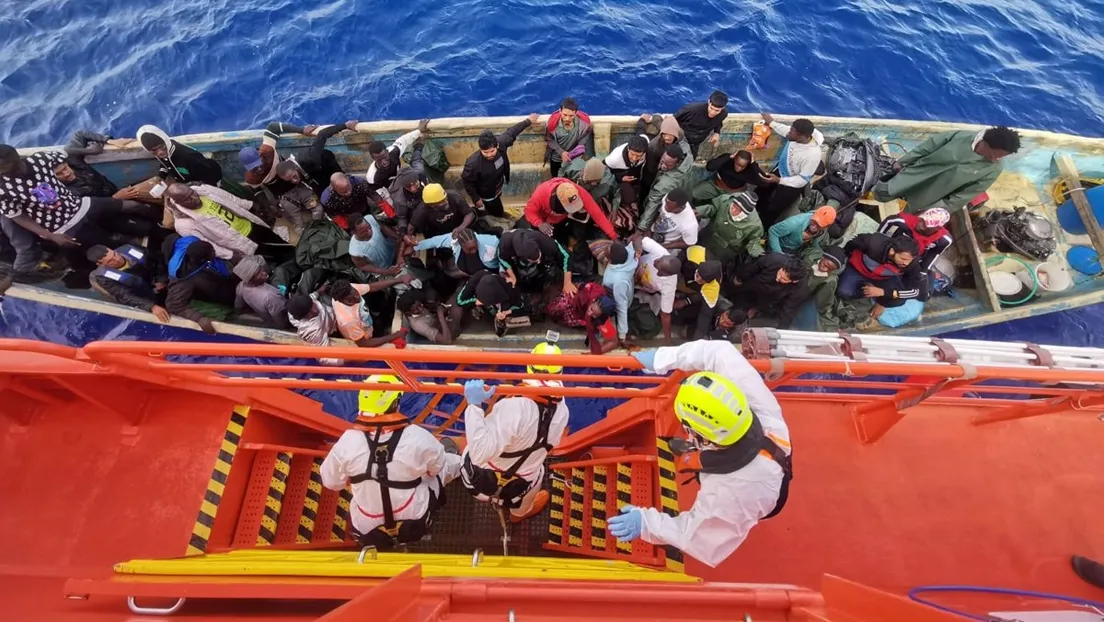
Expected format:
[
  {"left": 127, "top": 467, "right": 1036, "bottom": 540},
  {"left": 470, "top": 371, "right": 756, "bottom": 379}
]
[
  {"left": 55, "top": 131, "right": 118, "bottom": 198},
  {"left": 137, "top": 125, "right": 223, "bottom": 187},
  {"left": 724, "top": 252, "right": 808, "bottom": 328},
  {"left": 498, "top": 228, "right": 573, "bottom": 298},
  {"left": 693, "top": 150, "right": 764, "bottom": 204},
  {"left": 838, "top": 233, "right": 921, "bottom": 319},
  {"left": 274, "top": 121, "right": 356, "bottom": 193},
  {"left": 87, "top": 243, "right": 170, "bottom": 322},
  {"left": 162, "top": 235, "right": 238, "bottom": 335},
  {"left": 674, "top": 90, "right": 729, "bottom": 157},
  {"left": 461, "top": 114, "right": 538, "bottom": 217}
]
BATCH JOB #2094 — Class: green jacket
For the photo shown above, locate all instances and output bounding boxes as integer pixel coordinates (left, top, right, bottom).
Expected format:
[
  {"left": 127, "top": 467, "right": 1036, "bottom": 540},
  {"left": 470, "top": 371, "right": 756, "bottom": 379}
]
[
  {"left": 768, "top": 212, "right": 829, "bottom": 262},
  {"left": 878, "top": 130, "right": 1002, "bottom": 212},
  {"left": 562, "top": 158, "right": 620, "bottom": 208},
  {"left": 808, "top": 272, "right": 840, "bottom": 331},
  {"left": 694, "top": 192, "right": 765, "bottom": 264},
  {"left": 638, "top": 155, "right": 694, "bottom": 232}
]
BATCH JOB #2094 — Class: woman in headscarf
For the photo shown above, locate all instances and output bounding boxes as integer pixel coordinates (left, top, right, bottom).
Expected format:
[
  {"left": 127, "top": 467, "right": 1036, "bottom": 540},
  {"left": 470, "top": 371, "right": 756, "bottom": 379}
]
[
  {"left": 137, "top": 125, "right": 224, "bottom": 186},
  {"left": 546, "top": 281, "right": 619, "bottom": 354}
]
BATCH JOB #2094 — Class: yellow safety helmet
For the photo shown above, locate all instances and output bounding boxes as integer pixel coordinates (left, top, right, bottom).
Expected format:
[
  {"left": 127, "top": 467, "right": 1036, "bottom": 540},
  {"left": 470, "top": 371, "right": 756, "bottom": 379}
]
[
  {"left": 527, "top": 342, "right": 563, "bottom": 375},
  {"left": 357, "top": 374, "right": 404, "bottom": 421},
  {"left": 674, "top": 372, "right": 752, "bottom": 446}
]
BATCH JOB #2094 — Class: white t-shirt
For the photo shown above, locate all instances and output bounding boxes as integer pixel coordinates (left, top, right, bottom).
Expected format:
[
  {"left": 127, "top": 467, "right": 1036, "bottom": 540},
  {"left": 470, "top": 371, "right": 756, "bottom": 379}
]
[
  {"left": 637, "top": 237, "right": 679, "bottom": 314},
  {"left": 651, "top": 198, "right": 699, "bottom": 246}
]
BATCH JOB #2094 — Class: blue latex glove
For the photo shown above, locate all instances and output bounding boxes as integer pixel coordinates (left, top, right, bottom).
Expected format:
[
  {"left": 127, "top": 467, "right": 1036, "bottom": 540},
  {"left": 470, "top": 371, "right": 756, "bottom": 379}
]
[
  {"left": 464, "top": 379, "right": 496, "bottom": 405},
  {"left": 608, "top": 505, "right": 643, "bottom": 542},
  {"left": 632, "top": 349, "right": 658, "bottom": 373}
]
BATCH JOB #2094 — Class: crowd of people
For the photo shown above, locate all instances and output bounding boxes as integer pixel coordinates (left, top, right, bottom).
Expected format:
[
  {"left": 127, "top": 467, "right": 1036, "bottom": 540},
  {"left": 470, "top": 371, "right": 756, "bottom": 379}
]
[{"left": 0, "top": 92, "right": 1022, "bottom": 348}]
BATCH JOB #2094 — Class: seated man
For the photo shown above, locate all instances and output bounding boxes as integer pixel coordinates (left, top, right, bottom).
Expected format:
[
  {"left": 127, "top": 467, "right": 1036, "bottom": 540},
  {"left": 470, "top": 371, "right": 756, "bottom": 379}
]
[
  {"left": 407, "top": 183, "right": 476, "bottom": 240},
  {"left": 545, "top": 98, "right": 592, "bottom": 178},
  {"left": 273, "top": 121, "right": 358, "bottom": 194},
  {"left": 232, "top": 255, "right": 290, "bottom": 329},
  {"left": 240, "top": 121, "right": 324, "bottom": 196},
  {"left": 287, "top": 291, "right": 337, "bottom": 346},
  {"left": 163, "top": 236, "right": 237, "bottom": 335},
  {"left": 805, "top": 245, "right": 846, "bottom": 331},
  {"left": 448, "top": 269, "right": 524, "bottom": 339},
  {"left": 396, "top": 288, "right": 453, "bottom": 345},
  {"left": 698, "top": 301, "right": 746, "bottom": 342},
  {"left": 600, "top": 242, "right": 638, "bottom": 347},
  {"left": 632, "top": 236, "right": 682, "bottom": 343},
  {"left": 87, "top": 243, "right": 170, "bottom": 323},
  {"left": 754, "top": 113, "right": 824, "bottom": 229},
  {"left": 329, "top": 277, "right": 412, "bottom": 347},
  {"left": 498, "top": 228, "right": 573, "bottom": 299},
  {"left": 637, "top": 144, "right": 693, "bottom": 236},
  {"left": 877, "top": 207, "right": 952, "bottom": 300},
  {"left": 695, "top": 190, "right": 764, "bottom": 266},
  {"left": 274, "top": 161, "right": 324, "bottom": 234},
  {"left": 137, "top": 125, "right": 223, "bottom": 186},
  {"left": 388, "top": 168, "right": 426, "bottom": 239},
  {"left": 563, "top": 158, "right": 619, "bottom": 216},
  {"left": 460, "top": 349, "right": 570, "bottom": 523},
  {"left": 462, "top": 114, "right": 539, "bottom": 217},
  {"left": 57, "top": 130, "right": 118, "bottom": 199},
  {"left": 320, "top": 375, "right": 462, "bottom": 550},
  {"left": 413, "top": 227, "right": 499, "bottom": 280},
  {"left": 875, "top": 126, "right": 1021, "bottom": 213},
  {"left": 321, "top": 172, "right": 377, "bottom": 228},
  {"left": 165, "top": 183, "right": 293, "bottom": 263},
  {"left": 524, "top": 177, "right": 617, "bottom": 245},
  {"left": 767, "top": 205, "right": 836, "bottom": 263},
  {"left": 365, "top": 119, "right": 430, "bottom": 195},
  {"left": 726, "top": 253, "right": 808, "bottom": 329},
  {"left": 651, "top": 188, "right": 698, "bottom": 251},
  {"left": 838, "top": 233, "right": 922, "bottom": 322},
  {"left": 346, "top": 213, "right": 399, "bottom": 276},
  {"left": 603, "top": 135, "right": 648, "bottom": 234},
  {"left": 674, "top": 90, "right": 729, "bottom": 157},
  {"left": 694, "top": 150, "right": 764, "bottom": 204}
]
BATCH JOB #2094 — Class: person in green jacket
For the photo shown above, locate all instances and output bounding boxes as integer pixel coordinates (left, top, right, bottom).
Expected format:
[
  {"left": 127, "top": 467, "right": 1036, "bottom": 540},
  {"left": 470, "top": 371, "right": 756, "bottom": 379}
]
[
  {"left": 767, "top": 205, "right": 836, "bottom": 265},
  {"left": 637, "top": 144, "right": 693, "bottom": 234},
  {"left": 806, "top": 245, "right": 846, "bottom": 331},
  {"left": 874, "top": 126, "right": 1020, "bottom": 213},
  {"left": 694, "top": 190, "right": 764, "bottom": 265}
]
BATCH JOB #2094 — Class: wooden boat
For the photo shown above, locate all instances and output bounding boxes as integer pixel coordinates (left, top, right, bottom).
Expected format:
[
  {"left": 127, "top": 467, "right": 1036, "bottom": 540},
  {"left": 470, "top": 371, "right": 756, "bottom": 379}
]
[
  {"left": 2, "top": 333, "right": 1103, "bottom": 620},
  {"left": 6, "top": 114, "right": 1104, "bottom": 349}
]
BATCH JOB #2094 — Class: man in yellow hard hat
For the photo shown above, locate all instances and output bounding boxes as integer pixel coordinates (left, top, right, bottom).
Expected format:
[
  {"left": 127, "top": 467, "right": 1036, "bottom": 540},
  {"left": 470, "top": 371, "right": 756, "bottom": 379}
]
[
  {"left": 320, "top": 374, "right": 462, "bottom": 549},
  {"left": 459, "top": 342, "right": 570, "bottom": 523},
  {"left": 607, "top": 341, "right": 792, "bottom": 567}
]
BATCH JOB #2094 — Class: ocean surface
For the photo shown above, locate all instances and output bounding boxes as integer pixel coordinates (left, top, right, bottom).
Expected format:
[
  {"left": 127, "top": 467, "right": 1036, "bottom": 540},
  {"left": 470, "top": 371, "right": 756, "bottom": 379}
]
[{"left": 2, "top": 0, "right": 1104, "bottom": 354}]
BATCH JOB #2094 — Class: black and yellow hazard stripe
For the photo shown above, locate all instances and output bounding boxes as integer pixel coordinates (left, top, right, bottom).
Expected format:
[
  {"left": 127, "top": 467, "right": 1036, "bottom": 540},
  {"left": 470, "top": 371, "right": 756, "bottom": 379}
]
[
  {"left": 614, "top": 463, "right": 633, "bottom": 554},
  {"left": 256, "top": 452, "right": 292, "bottom": 546},
  {"left": 590, "top": 465, "right": 607, "bottom": 551},
  {"left": 186, "top": 406, "right": 249, "bottom": 556},
  {"left": 548, "top": 472, "right": 566, "bottom": 544},
  {"left": 568, "top": 467, "right": 585, "bottom": 547},
  {"left": 297, "top": 458, "right": 324, "bottom": 543},
  {"left": 655, "top": 437, "right": 685, "bottom": 573},
  {"left": 331, "top": 489, "right": 352, "bottom": 542}
]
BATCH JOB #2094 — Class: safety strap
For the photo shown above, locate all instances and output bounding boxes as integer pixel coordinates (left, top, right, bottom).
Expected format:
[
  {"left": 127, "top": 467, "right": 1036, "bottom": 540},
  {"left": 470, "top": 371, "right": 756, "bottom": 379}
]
[
  {"left": 349, "top": 427, "right": 421, "bottom": 531},
  {"left": 497, "top": 400, "right": 557, "bottom": 480}
]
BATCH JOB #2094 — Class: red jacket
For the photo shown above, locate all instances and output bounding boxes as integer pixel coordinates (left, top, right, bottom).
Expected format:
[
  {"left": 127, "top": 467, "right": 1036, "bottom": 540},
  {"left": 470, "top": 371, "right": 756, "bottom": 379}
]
[{"left": 524, "top": 178, "right": 618, "bottom": 240}]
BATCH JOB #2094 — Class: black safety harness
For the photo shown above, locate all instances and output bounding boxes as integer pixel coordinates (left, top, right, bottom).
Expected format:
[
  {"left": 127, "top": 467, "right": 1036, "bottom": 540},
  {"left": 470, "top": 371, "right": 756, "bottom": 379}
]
[
  {"left": 463, "top": 400, "right": 557, "bottom": 509},
  {"left": 349, "top": 426, "right": 440, "bottom": 548},
  {"left": 686, "top": 415, "right": 793, "bottom": 519}
]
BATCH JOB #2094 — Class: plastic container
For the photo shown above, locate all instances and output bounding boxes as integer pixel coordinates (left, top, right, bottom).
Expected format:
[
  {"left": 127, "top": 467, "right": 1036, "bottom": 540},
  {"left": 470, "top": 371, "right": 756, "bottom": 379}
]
[
  {"left": 1032, "top": 262, "right": 1073, "bottom": 291},
  {"left": 1057, "top": 185, "right": 1104, "bottom": 234},
  {"left": 1067, "top": 245, "right": 1102, "bottom": 276}
]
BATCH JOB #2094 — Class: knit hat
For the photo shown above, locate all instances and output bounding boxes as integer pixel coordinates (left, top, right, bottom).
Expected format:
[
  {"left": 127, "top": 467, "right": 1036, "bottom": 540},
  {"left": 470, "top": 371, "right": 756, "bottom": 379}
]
[
  {"left": 515, "top": 231, "right": 542, "bottom": 262},
  {"left": 730, "top": 193, "right": 756, "bottom": 214},
  {"left": 582, "top": 159, "right": 605, "bottom": 183},
  {"left": 422, "top": 183, "right": 447, "bottom": 204},
  {"left": 697, "top": 260, "right": 723, "bottom": 283},
  {"left": 475, "top": 274, "right": 510, "bottom": 306},
  {"left": 660, "top": 116, "right": 682, "bottom": 138},
  {"left": 920, "top": 207, "right": 951, "bottom": 228},
  {"left": 811, "top": 205, "right": 837, "bottom": 228},
  {"left": 232, "top": 255, "right": 266, "bottom": 282},
  {"left": 555, "top": 181, "right": 584, "bottom": 213},
  {"left": 239, "top": 147, "right": 263, "bottom": 171},
  {"left": 821, "top": 245, "right": 846, "bottom": 269},
  {"left": 477, "top": 129, "right": 498, "bottom": 150},
  {"left": 597, "top": 296, "right": 617, "bottom": 320}
]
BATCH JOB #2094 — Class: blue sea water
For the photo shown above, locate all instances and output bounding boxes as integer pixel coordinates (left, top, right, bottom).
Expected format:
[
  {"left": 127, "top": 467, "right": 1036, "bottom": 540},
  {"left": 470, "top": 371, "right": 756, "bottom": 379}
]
[{"left": 2, "top": 0, "right": 1104, "bottom": 351}]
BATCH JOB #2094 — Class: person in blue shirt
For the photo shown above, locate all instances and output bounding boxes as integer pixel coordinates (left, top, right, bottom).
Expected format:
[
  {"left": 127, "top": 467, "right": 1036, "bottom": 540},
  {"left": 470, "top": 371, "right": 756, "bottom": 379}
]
[
  {"left": 345, "top": 212, "right": 398, "bottom": 276},
  {"left": 767, "top": 206, "right": 836, "bottom": 263},
  {"left": 413, "top": 227, "right": 500, "bottom": 279}
]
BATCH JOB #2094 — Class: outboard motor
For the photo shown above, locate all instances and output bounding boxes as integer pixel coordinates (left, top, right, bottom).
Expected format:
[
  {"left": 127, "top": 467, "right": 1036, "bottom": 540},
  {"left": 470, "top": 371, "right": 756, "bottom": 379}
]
[
  {"left": 974, "top": 207, "right": 1056, "bottom": 260},
  {"left": 815, "top": 133, "right": 897, "bottom": 238}
]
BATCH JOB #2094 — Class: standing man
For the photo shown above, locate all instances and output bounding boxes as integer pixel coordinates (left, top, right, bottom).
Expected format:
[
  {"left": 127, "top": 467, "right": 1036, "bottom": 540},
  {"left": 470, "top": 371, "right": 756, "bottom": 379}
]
[
  {"left": 674, "top": 90, "right": 729, "bottom": 158},
  {"left": 637, "top": 144, "right": 693, "bottom": 235},
  {"left": 462, "top": 114, "right": 539, "bottom": 217},
  {"left": 320, "top": 375, "right": 462, "bottom": 550},
  {"left": 524, "top": 177, "right": 618, "bottom": 244},
  {"left": 610, "top": 340, "right": 792, "bottom": 568},
  {"left": 545, "top": 98, "right": 593, "bottom": 178},
  {"left": 755, "top": 113, "right": 824, "bottom": 228},
  {"left": 459, "top": 344, "right": 570, "bottom": 523},
  {"left": 603, "top": 135, "right": 649, "bottom": 234},
  {"left": 875, "top": 126, "right": 1020, "bottom": 213},
  {"left": 366, "top": 119, "right": 431, "bottom": 195},
  {"left": 633, "top": 235, "right": 682, "bottom": 344}
]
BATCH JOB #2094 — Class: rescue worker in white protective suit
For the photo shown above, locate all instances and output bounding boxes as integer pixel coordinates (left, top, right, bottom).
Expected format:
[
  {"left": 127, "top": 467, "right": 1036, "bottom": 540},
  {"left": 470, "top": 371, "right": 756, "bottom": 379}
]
[
  {"left": 460, "top": 342, "right": 571, "bottom": 522},
  {"left": 320, "top": 374, "right": 463, "bottom": 549},
  {"left": 606, "top": 340, "right": 792, "bottom": 567}
]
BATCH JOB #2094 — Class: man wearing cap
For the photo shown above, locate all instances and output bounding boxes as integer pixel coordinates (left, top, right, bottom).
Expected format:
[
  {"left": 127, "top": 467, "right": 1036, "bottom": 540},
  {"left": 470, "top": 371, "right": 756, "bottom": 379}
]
[
  {"left": 287, "top": 291, "right": 337, "bottom": 347},
  {"left": 86, "top": 242, "right": 170, "bottom": 323},
  {"left": 674, "top": 90, "right": 730, "bottom": 158},
  {"left": 462, "top": 115, "right": 539, "bottom": 218},
  {"left": 650, "top": 188, "right": 699, "bottom": 251},
  {"left": 767, "top": 205, "right": 836, "bottom": 264},
  {"left": 498, "top": 228, "right": 574, "bottom": 298},
  {"left": 232, "top": 255, "right": 290, "bottom": 329},
  {"left": 755, "top": 113, "right": 825, "bottom": 229},
  {"left": 877, "top": 207, "right": 952, "bottom": 300},
  {"left": 805, "top": 245, "right": 847, "bottom": 331},
  {"left": 408, "top": 183, "right": 476, "bottom": 239},
  {"left": 460, "top": 343, "right": 571, "bottom": 523},
  {"left": 523, "top": 177, "right": 618, "bottom": 243},
  {"left": 694, "top": 190, "right": 765, "bottom": 266},
  {"left": 563, "top": 157, "right": 619, "bottom": 215},
  {"left": 632, "top": 235, "right": 682, "bottom": 344},
  {"left": 638, "top": 144, "right": 693, "bottom": 236},
  {"left": 320, "top": 374, "right": 462, "bottom": 549}
]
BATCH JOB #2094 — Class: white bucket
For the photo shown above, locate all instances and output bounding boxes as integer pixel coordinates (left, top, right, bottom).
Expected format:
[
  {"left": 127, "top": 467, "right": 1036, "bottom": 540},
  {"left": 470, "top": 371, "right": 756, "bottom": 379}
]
[{"left": 1035, "top": 262, "right": 1072, "bottom": 291}]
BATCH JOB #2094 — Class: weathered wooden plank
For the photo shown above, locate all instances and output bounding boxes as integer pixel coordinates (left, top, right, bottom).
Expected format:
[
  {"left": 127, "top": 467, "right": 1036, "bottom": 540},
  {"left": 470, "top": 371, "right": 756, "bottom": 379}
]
[
  {"left": 954, "top": 209, "right": 1002, "bottom": 313},
  {"left": 1055, "top": 153, "right": 1104, "bottom": 256}
]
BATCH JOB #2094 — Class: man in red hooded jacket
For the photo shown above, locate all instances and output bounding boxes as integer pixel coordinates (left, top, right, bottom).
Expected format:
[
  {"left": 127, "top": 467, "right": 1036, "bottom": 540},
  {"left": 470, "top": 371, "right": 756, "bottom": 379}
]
[{"left": 524, "top": 178, "right": 617, "bottom": 248}]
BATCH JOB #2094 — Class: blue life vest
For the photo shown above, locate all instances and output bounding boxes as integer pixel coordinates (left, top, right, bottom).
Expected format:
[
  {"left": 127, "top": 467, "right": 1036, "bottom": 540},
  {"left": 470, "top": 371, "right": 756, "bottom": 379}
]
[{"left": 92, "top": 244, "right": 150, "bottom": 290}]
